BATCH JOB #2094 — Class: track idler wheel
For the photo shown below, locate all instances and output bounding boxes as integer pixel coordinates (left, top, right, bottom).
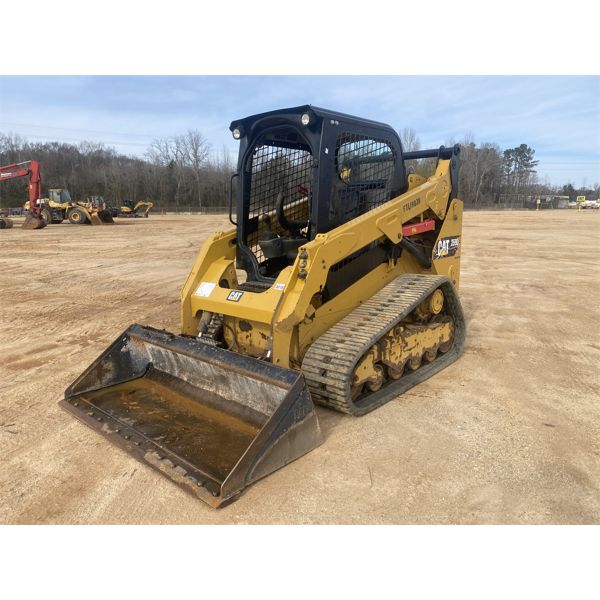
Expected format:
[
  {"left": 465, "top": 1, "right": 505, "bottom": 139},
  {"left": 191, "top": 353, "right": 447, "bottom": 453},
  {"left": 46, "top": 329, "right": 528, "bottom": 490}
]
[
  {"left": 365, "top": 364, "right": 385, "bottom": 392},
  {"left": 423, "top": 347, "right": 438, "bottom": 362},
  {"left": 386, "top": 363, "right": 404, "bottom": 380},
  {"left": 407, "top": 355, "right": 422, "bottom": 371}
]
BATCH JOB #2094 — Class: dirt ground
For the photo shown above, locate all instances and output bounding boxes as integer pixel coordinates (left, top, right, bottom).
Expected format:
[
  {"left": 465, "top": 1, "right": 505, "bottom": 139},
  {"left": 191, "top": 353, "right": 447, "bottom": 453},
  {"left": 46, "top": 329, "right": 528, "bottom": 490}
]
[{"left": 1, "top": 210, "right": 599, "bottom": 524}]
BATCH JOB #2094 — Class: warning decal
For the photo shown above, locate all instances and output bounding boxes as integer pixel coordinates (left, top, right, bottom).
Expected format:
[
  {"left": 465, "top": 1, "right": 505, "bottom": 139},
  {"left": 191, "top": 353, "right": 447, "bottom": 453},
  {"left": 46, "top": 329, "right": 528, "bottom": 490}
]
[{"left": 195, "top": 282, "right": 216, "bottom": 297}]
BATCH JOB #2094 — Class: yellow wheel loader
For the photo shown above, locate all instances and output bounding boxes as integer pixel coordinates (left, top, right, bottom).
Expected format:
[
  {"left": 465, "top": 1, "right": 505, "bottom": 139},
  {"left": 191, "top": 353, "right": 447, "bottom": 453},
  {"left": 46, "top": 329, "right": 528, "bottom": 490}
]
[
  {"left": 35, "top": 190, "right": 114, "bottom": 225},
  {"left": 61, "top": 106, "right": 465, "bottom": 507}
]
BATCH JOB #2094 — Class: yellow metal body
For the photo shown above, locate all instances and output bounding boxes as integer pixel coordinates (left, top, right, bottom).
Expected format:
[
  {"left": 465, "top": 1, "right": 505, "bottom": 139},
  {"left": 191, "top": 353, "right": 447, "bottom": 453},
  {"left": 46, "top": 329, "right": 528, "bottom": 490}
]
[
  {"left": 181, "top": 159, "right": 462, "bottom": 369},
  {"left": 120, "top": 200, "right": 153, "bottom": 216},
  {"left": 26, "top": 193, "right": 110, "bottom": 225},
  {"left": 354, "top": 318, "right": 453, "bottom": 387}
]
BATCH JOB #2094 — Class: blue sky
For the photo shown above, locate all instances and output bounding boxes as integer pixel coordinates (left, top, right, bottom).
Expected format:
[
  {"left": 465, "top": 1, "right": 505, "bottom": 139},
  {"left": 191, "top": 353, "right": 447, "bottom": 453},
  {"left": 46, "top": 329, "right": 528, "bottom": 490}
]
[{"left": 0, "top": 75, "right": 598, "bottom": 187}]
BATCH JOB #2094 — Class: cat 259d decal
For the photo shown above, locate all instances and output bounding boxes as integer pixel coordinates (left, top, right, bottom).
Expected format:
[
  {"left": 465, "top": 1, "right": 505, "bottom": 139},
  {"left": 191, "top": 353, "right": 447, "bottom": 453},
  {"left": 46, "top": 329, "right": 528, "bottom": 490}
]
[{"left": 434, "top": 236, "right": 461, "bottom": 260}]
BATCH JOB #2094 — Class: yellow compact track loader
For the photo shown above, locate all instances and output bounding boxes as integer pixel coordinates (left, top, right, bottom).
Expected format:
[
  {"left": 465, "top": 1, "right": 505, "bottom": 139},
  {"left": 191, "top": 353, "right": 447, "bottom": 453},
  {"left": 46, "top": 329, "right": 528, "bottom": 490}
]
[{"left": 61, "top": 106, "right": 465, "bottom": 507}]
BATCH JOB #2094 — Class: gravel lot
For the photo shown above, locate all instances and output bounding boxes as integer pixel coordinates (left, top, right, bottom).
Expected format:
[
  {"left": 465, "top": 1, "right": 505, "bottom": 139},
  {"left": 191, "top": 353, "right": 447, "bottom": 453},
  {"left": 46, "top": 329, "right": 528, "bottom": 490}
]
[{"left": 1, "top": 210, "right": 598, "bottom": 524}]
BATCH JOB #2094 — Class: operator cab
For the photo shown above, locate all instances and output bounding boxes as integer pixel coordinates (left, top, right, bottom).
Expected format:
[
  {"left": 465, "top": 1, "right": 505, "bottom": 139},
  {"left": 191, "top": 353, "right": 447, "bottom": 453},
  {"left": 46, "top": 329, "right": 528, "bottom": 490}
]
[
  {"left": 88, "top": 195, "right": 105, "bottom": 207},
  {"left": 230, "top": 105, "right": 406, "bottom": 284},
  {"left": 48, "top": 188, "right": 72, "bottom": 204}
]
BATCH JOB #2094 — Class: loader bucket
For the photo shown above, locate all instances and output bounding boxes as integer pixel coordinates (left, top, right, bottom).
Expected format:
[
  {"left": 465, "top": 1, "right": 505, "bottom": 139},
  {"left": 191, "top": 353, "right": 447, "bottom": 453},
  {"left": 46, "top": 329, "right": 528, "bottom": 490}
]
[
  {"left": 22, "top": 214, "right": 47, "bottom": 229},
  {"left": 60, "top": 324, "right": 323, "bottom": 507},
  {"left": 98, "top": 209, "right": 114, "bottom": 224},
  {"left": 89, "top": 210, "right": 114, "bottom": 225}
]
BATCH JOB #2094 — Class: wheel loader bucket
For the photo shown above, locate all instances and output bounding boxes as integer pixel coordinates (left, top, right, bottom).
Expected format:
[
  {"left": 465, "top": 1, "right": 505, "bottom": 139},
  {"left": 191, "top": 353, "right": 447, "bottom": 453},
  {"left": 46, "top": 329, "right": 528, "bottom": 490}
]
[
  {"left": 22, "top": 214, "right": 47, "bottom": 229},
  {"left": 60, "top": 324, "right": 323, "bottom": 507},
  {"left": 89, "top": 209, "right": 114, "bottom": 225},
  {"left": 98, "top": 209, "right": 114, "bottom": 224}
]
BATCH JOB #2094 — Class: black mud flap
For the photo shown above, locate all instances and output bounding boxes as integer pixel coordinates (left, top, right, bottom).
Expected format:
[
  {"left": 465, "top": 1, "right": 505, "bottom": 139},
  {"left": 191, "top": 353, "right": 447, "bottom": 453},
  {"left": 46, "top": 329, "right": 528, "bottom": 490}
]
[{"left": 60, "top": 324, "right": 323, "bottom": 508}]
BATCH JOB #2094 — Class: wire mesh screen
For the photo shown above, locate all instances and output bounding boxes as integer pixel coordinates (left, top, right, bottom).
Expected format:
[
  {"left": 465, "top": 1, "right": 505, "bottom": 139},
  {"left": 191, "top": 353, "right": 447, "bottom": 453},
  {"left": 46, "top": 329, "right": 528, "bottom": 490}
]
[
  {"left": 247, "top": 144, "right": 313, "bottom": 263},
  {"left": 334, "top": 133, "right": 395, "bottom": 222}
]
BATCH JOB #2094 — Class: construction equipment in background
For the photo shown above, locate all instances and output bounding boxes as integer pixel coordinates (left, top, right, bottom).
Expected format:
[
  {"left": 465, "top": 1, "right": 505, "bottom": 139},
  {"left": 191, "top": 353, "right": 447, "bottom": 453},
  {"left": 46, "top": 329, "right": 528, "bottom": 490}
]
[
  {"left": 62, "top": 106, "right": 465, "bottom": 508},
  {"left": 28, "top": 190, "right": 114, "bottom": 225},
  {"left": 581, "top": 198, "right": 600, "bottom": 209},
  {"left": 0, "top": 208, "right": 13, "bottom": 228},
  {"left": 0, "top": 160, "right": 46, "bottom": 229},
  {"left": 112, "top": 199, "right": 154, "bottom": 218},
  {"left": 86, "top": 195, "right": 120, "bottom": 221}
]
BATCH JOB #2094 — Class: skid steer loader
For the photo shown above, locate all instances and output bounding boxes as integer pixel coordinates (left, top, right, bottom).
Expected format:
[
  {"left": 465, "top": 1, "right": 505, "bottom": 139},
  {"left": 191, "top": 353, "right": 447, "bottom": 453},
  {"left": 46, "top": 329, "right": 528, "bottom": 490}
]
[{"left": 61, "top": 106, "right": 465, "bottom": 507}]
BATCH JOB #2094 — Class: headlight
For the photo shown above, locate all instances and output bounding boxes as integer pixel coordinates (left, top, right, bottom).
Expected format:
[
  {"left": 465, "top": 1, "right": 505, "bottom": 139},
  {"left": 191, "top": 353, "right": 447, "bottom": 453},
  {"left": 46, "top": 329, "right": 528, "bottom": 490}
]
[
  {"left": 301, "top": 113, "right": 310, "bottom": 126},
  {"left": 232, "top": 128, "right": 242, "bottom": 140}
]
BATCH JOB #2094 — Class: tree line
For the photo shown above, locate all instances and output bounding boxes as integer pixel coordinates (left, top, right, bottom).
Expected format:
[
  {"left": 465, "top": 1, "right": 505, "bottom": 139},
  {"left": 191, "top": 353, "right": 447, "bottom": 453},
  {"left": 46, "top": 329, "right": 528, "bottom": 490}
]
[
  {"left": 0, "top": 131, "right": 234, "bottom": 210},
  {"left": 0, "top": 129, "right": 597, "bottom": 209},
  {"left": 400, "top": 128, "right": 598, "bottom": 207}
]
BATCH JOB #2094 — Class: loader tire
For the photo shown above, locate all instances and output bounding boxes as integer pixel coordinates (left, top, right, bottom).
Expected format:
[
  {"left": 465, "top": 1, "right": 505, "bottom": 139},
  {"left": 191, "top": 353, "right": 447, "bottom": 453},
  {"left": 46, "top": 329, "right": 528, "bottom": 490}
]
[
  {"left": 41, "top": 208, "right": 53, "bottom": 224},
  {"left": 68, "top": 208, "right": 86, "bottom": 224},
  {"left": 302, "top": 274, "right": 466, "bottom": 416}
]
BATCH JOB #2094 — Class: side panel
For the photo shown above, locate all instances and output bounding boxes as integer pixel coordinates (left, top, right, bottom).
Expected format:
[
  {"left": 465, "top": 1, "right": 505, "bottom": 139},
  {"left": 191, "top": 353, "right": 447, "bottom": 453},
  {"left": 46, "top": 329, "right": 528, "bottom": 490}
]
[
  {"left": 180, "top": 228, "right": 237, "bottom": 336},
  {"left": 431, "top": 198, "right": 463, "bottom": 289}
]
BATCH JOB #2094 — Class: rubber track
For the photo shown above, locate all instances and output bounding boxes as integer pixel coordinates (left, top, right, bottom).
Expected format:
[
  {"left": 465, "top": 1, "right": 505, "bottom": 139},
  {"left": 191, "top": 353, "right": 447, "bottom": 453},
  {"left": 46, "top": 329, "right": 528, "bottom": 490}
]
[{"left": 301, "top": 273, "right": 466, "bottom": 416}]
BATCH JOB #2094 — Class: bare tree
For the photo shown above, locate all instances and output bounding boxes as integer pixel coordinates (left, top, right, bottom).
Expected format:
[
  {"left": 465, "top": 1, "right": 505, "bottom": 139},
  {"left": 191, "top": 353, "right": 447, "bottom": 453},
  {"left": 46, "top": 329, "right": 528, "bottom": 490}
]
[
  {"left": 400, "top": 128, "right": 422, "bottom": 176},
  {"left": 400, "top": 128, "right": 421, "bottom": 152},
  {"left": 146, "top": 136, "right": 187, "bottom": 207},
  {"left": 473, "top": 144, "right": 503, "bottom": 204},
  {"left": 180, "top": 130, "right": 210, "bottom": 209}
]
